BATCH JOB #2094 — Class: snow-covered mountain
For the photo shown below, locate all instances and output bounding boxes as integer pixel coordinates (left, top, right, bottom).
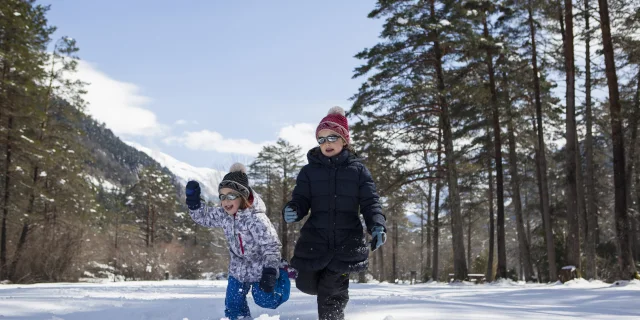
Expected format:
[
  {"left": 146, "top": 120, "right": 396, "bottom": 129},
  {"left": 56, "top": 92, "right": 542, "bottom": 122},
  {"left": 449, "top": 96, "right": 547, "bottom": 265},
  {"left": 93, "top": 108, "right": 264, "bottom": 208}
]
[{"left": 124, "top": 141, "right": 223, "bottom": 202}]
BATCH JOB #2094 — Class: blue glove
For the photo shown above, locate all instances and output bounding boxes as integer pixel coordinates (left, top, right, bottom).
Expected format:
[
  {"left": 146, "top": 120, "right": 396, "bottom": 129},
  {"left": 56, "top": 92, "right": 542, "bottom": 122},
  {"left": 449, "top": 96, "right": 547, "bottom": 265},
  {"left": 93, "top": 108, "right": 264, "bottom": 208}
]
[
  {"left": 185, "top": 180, "right": 201, "bottom": 210},
  {"left": 370, "top": 226, "right": 386, "bottom": 251},
  {"left": 283, "top": 204, "right": 298, "bottom": 223}
]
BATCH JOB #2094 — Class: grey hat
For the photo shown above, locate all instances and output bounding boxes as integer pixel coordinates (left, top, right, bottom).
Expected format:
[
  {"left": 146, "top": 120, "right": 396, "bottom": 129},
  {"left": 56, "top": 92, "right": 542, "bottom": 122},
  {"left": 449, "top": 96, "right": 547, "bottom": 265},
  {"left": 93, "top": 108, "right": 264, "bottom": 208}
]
[{"left": 219, "top": 163, "right": 251, "bottom": 200}]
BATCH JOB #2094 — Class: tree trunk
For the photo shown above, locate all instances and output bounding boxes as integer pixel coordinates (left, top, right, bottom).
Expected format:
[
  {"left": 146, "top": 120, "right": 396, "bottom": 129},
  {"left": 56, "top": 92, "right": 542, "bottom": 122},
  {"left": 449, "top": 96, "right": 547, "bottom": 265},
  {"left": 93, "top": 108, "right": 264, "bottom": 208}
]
[
  {"left": 8, "top": 164, "right": 39, "bottom": 281},
  {"left": 625, "top": 72, "right": 640, "bottom": 260},
  {"left": 562, "top": 0, "right": 582, "bottom": 271},
  {"left": 432, "top": 126, "right": 442, "bottom": 282},
  {"left": 598, "top": 0, "right": 637, "bottom": 279},
  {"left": 631, "top": 218, "right": 638, "bottom": 263},
  {"left": 467, "top": 212, "right": 472, "bottom": 269},
  {"left": 486, "top": 129, "right": 495, "bottom": 282},
  {"left": 393, "top": 215, "right": 400, "bottom": 282},
  {"left": 426, "top": 180, "right": 433, "bottom": 279},
  {"left": 431, "top": 0, "right": 467, "bottom": 281},
  {"left": 483, "top": 15, "right": 507, "bottom": 280},
  {"left": 528, "top": 0, "right": 558, "bottom": 281},
  {"left": 635, "top": 153, "right": 640, "bottom": 263},
  {"left": 503, "top": 71, "right": 535, "bottom": 281},
  {"left": 627, "top": 70, "right": 640, "bottom": 264},
  {"left": 267, "top": 168, "right": 273, "bottom": 220},
  {"left": 393, "top": 216, "right": 398, "bottom": 283},
  {"left": 0, "top": 116, "right": 13, "bottom": 280},
  {"left": 584, "top": 0, "right": 598, "bottom": 280},
  {"left": 8, "top": 222, "right": 28, "bottom": 281},
  {"left": 576, "top": 139, "right": 588, "bottom": 259},
  {"left": 420, "top": 193, "right": 425, "bottom": 277},
  {"left": 525, "top": 181, "right": 532, "bottom": 245},
  {"left": 525, "top": 179, "right": 535, "bottom": 281},
  {"left": 635, "top": 155, "right": 640, "bottom": 260}
]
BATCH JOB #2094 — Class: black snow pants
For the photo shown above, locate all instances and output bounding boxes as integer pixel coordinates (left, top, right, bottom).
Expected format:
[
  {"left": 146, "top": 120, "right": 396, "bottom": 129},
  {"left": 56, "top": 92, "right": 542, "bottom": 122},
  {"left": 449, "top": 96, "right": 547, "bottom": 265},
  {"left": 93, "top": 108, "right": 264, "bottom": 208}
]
[{"left": 296, "top": 268, "right": 350, "bottom": 320}]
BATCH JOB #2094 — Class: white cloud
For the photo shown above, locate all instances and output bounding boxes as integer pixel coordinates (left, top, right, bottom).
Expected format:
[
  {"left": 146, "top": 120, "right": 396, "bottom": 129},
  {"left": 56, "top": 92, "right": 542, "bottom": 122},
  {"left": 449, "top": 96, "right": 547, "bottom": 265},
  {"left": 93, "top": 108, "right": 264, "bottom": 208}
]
[
  {"left": 277, "top": 123, "right": 317, "bottom": 152},
  {"left": 174, "top": 119, "right": 198, "bottom": 126},
  {"left": 163, "top": 122, "right": 318, "bottom": 157},
  {"left": 74, "top": 61, "right": 168, "bottom": 137},
  {"left": 163, "top": 130, "right": 268, "bottom": 156}
]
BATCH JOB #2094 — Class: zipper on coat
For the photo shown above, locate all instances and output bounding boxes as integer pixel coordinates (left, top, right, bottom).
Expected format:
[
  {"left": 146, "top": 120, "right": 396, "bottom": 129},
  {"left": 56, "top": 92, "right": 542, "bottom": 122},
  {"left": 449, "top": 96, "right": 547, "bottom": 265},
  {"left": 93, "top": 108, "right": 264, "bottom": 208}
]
[
  {"left": 233, "top": 213, "right": 245, "bottom": 255},
  {"left": 238, "top": 233, "right": 245, "bottom": 255}
]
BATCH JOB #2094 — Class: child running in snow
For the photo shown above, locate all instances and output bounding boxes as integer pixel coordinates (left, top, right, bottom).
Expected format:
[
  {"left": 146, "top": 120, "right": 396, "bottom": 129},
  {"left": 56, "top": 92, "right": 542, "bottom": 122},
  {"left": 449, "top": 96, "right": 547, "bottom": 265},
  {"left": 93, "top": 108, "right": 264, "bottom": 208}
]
[
  {"left": 282, "top": 106, "right": 387, "bottom": 320},
  {"left": 186, "top": 163, "right": 290, "bottom": 320}
]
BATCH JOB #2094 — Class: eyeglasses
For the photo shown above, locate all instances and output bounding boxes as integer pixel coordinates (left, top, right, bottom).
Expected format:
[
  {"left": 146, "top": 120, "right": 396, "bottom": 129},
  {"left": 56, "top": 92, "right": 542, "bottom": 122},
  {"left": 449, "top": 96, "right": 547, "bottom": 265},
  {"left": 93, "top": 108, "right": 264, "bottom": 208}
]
[
  {"left": 219, "top": 192, "right": 241, "bottom": 201},
  {"left": 317, "top": 135, "right": 340, "bottom": 145}
]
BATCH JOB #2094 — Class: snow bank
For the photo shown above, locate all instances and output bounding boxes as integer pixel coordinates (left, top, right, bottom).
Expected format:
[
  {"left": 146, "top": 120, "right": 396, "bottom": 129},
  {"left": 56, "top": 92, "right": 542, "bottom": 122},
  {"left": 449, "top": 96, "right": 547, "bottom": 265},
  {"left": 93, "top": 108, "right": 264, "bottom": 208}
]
[
  {"left": 1, "top": 280, "right": 639, "bottom": 319},
  {"left": 487, "top": 278, "right": 524, "bottom": 287}
]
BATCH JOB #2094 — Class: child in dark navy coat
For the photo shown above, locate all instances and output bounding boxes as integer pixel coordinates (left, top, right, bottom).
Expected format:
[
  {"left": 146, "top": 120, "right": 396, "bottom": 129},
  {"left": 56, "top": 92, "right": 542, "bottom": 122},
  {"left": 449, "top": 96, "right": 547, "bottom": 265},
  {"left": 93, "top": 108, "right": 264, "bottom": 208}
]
[{"left": 282, "top": 107, "right": 387, "bottom": 320}]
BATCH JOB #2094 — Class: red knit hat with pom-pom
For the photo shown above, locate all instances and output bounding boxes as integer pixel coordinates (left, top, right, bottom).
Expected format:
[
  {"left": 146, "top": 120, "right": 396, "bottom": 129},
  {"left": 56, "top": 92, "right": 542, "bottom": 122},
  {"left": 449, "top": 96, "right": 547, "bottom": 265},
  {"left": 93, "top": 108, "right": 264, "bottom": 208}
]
[{"left": 316, "top": 106, "right": 350, "bottom": 144}]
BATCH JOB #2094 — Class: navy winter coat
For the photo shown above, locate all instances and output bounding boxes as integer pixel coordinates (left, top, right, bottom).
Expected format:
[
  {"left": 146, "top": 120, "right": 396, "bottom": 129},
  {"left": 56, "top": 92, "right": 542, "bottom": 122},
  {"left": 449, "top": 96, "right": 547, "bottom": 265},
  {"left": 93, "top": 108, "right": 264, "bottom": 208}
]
[{"left": 284, "top": 147, "right": 386, "bottom": 273}]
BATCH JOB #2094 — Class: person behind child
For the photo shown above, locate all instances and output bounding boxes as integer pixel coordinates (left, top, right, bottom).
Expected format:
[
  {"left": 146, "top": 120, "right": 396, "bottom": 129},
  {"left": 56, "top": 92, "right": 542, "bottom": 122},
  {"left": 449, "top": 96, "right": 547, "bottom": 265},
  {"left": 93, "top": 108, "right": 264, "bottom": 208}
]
[
  {"left": 185, "top": 163, "right": 290, "bottom": 320},
  {"left": 282, "top": 106, "right": 387, "bottom": 320}
]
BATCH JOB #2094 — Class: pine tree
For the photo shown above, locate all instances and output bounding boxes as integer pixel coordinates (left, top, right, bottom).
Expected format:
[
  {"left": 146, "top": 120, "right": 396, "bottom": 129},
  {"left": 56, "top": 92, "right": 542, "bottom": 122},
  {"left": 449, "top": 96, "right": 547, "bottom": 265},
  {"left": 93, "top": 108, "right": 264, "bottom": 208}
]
[
  {"left": 597, "top": 0, "right": 638, "bottom": 279},
  {"left": 501, "top": 61, "right": 535, "bottom": 282},
  {"left": 125, "top": 166, "right": 176, "bottom": 248},
  {"left": 353, "top": 0, "right": 469, "bottom": 281},
  {"left": 0, "top": 0, "right": 55, "bottom": 280},
  {"left": 582, "top": 0, "right": 599, "bottom": 279},
  {"left": 527, "top": 0, "right": 558, "bottom": 281},
  {"left": 463, "top": 0, "right": 509, "bottom": 280},
  {"left": 558, "top": 0, "right": 582, "bottom": 273},
  {"left": 249, "top": 139, "right": 303, "bottom": 259}
]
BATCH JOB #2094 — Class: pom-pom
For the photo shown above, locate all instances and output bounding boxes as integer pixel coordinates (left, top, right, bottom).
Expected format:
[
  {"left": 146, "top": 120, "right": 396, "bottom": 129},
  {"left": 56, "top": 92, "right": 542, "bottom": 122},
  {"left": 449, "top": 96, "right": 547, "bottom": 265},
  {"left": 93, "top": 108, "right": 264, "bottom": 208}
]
[
  {"left": 327, "top": 106, "right": 346, "bottom": 116},
  {"left": 229, "top": 163, "right": 247, "bottom": 174}
]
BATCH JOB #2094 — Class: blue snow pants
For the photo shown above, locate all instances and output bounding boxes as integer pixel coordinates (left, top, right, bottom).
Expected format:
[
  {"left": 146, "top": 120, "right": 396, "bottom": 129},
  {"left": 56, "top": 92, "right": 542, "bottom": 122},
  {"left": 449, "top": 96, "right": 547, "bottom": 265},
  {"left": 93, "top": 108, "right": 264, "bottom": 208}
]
[{"left": 224, "top": 268, "right": 290, "bottom": 319}]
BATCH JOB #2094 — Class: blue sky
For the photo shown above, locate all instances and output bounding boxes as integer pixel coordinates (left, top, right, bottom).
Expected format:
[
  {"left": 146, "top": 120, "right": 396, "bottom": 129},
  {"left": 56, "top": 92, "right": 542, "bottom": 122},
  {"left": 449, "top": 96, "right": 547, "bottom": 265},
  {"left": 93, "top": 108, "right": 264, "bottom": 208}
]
[{"left": 45, "top": 0, "right": 382, "bottom": 168}]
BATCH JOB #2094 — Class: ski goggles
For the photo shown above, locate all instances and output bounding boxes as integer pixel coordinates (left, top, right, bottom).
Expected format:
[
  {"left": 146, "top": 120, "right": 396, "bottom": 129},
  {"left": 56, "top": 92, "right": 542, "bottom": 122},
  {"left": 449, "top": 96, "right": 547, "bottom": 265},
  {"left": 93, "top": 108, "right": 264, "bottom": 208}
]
[
  {"left": 317, "top": 135, "right": 340, "bottom": 145},
  {"left": 219, "top": 192, "right": 241, "bottom": 201}
]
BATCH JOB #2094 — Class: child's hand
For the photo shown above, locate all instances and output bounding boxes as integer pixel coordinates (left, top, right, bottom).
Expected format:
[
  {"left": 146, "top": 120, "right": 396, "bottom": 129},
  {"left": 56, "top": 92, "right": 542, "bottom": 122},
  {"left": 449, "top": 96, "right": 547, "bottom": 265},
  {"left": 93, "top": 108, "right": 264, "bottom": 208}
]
[
  {"left": 370, "top": 226, "right": 386, "bottom": 251},
  {"left": 185, "top": 181, "right": 202, "bottom": 210},
  {"left": 283, "top": 205, "right": 298, "bottom": 223},
  {"left": 259, "top": 267, "right": 278, "bottom": 293}
]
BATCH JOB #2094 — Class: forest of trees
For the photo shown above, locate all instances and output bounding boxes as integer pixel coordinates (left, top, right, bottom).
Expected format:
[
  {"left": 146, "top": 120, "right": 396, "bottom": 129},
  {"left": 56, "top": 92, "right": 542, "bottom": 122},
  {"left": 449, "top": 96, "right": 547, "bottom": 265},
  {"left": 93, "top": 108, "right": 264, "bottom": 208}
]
[
  {"left": 2, "top": 0, "right": 640, "bottom": 284},
  {"left": 0, "top": 0, "right": 229, "bottom": 283},
  {"left": 247, "top": 0, "right": 640, "bottom": 283},
  {"left": 344, "top": 0, "right": 640, "bottom": 282}
]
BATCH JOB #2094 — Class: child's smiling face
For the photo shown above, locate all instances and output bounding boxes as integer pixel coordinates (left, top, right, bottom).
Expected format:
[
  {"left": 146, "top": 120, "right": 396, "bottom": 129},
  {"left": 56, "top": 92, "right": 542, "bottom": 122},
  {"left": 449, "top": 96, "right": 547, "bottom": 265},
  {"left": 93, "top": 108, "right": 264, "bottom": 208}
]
[
  {"left": 317, "top": 129, "right": 346, "bottom": 158},
  {"left": 219, "top": 187, "right": 242, "bottom": 215}
]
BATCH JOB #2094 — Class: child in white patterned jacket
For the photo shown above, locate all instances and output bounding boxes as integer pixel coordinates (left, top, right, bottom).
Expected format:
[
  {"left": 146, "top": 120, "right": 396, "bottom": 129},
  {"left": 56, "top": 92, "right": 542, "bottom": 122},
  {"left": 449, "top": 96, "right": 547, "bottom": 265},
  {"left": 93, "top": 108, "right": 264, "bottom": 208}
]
[{"left": 185, "top": 163, "right": 290, "bottom": 320}]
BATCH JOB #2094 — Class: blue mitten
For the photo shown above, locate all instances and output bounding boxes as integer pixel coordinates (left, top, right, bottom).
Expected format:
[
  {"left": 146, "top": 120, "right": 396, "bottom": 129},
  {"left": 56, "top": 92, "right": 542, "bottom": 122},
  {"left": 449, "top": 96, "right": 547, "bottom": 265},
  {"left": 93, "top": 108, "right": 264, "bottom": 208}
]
[
  {"left": 185, "top": 180, "right": 201, "bottom": 210},
  {"left": 283, "top": 204, "right": 298, "bottom": 223},
  {"left": 259, "top": 267, "right": 278, "bottom": 293}
]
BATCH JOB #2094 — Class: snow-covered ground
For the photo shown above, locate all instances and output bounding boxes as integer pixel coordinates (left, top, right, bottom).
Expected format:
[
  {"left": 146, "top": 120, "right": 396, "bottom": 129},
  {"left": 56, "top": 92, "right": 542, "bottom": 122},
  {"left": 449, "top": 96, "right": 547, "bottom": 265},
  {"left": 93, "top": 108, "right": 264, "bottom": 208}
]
[{"left": 1, "top": 279, "right": 639, "bottom": 320}]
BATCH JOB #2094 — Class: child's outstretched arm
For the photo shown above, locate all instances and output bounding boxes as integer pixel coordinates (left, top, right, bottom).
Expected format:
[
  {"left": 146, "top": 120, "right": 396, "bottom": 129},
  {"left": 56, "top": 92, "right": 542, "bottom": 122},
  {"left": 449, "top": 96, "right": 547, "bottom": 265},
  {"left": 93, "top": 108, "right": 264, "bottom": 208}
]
[
  {"left": 185, "top": 180, "right": 225, "bottom": 228},
  {"left": 358, "top": 166, "right": 386, "bottom": 233},
  {"left": 283, "top": 166, "right": 311, "bottom": 222}
]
